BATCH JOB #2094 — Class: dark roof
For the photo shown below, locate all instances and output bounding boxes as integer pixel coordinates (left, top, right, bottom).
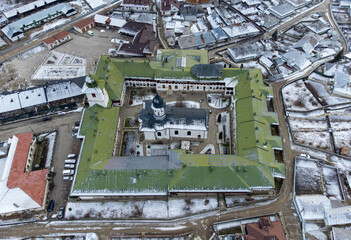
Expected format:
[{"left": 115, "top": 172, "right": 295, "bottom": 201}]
[
  {"left": 161, "top": 0, "right": 179, "bottom": 11},
  {"left": 122, "top": 21, "right": 146, "bottom": 34},
  {"left": 123, "top": 0, "right": 152, "bottom": 6},
  {"left": 179, "top": 4, "right": 204, "bottom": 16},
  {"left": 139, "top": 99, "right": 209, "bottom": 130},
  {"left": 191, "top": 64, "right": 223, "bottom": 78},
  {"left": 152, "top": 94, "right": 165, "bottom": 108},
  {"left": 43, "top": 30, "right": 71, "bottom": 45}
]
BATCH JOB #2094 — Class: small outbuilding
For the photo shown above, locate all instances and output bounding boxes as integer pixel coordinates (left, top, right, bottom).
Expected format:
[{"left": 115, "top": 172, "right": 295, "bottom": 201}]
[{"left": 73, "top": 17, "right": 95, "bottom": 34}]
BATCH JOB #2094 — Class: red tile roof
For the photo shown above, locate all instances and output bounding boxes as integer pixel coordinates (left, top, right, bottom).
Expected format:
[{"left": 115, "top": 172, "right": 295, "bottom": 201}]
[
  {"left": 243, "top": 217, "right": 286, "bottom": 240},
  {"left": 73, "top": 17, "right": 95, "bottom": 30},
  {"left": 123, "top": 0, "right": 152, "bottom": 6},
  {"left": 7, "top": 133, "right": 48, "bottom": 206},
  {"left": 43, "top": 30, "right": 71, "bottom": 45},
  {"left": 43, "top": 36, "right": 56, "bottom": 45}
]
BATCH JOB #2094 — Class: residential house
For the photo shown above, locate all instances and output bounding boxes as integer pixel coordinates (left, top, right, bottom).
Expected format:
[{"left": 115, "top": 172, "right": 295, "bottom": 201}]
[{"left": 42, "top": 30, "right": 72, "bottom": 49}]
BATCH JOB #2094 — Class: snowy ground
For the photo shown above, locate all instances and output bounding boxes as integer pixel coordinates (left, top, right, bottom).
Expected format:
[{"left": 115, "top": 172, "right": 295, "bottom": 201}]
[
  {"left": 322, "top": 166, "right": 343, "bottom": 200},
  {"left": 30, "top": 18, "right": 71, "bottom": 39},
  {"left": 283, "top": 80, "right": 322, "bottom": 111},
  {"left": 207, "top": 94, "right": 230, "bottom": 109},
  {"left": 19, "top": 45, "right": 47, "bottom": 60},
  {"left": 293, "top": 131, "right": 332, "bottom": 151},
  {"left": 167, "top": 101, "right": 200, "bottom": 109},
  {"left": 305, "top": 222, "right": 328, "bottom": 240},
  {"left": 31, "top": 51, "right": 86, "bottom": 80},
  {"left": 295, "top": 159, "right": 323, "bottom": 195},
  {"left": 241, "top": 61, "right": 268, "bottom": 76},
  {"left": 65, "top": 198, "right": 218, "bottom": 219},
  {"left": 305, "top": 80, "right": 349, "bottom": 105},
  {"left": 289, "top": 118, "right": 328, "bottom": 131},
  {"left": 0, "top": 0, "right": 21, "bottom": 12},
  {"left": 130, "top": 94, "right": 154, "bottom": 106}
]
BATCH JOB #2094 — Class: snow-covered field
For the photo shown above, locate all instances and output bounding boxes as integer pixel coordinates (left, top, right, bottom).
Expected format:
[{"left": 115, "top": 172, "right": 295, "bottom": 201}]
[
  {"left": 295, "top": 159, "right": 323, "bottom": 195},
  {"left": 322, "top": 167, "right": 343, "bottom": 200},
  {"left": 293, "top": 131, "right": 332, "bottom": 151},
  {"left": 333, "top": 130, "right": 351, "bottom": 150},
  {"left": 65, "top": 198, "right": 218, "bottom": 219},
  {"left": 19, "top": 45, "right": 46, "bottom": 60},
  {"left": 283, "top": 80, "right": 322, "bottom": 111},
  {"left": 289, "top": 118, "right": 328, "bottom": 131},
  {"left": 30, "top": 19, "right": 71, "bottom": 39}
]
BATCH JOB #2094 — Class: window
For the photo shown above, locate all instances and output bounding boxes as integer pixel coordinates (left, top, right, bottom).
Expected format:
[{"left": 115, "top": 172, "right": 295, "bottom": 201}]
[
  {"left": 92, "top": 93, "right": 96, "bottom": 98},
  {"left": 187, "top": 131, "right": 191, "bottom": 136},
  {"left": 175, "top": 85, "right": 178, "bottom": 89},
  {"left": 162, "top": 85, "right": 166, "bottom": 89},
  {"left": 157, "top": 132, "right": 161, "bottom": 136},
  {"left": 175, "top": 130, "right": 178, "bottom": 135}
]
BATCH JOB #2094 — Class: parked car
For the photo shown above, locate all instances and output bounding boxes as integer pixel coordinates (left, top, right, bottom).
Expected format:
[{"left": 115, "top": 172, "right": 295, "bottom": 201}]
[
  {"left": 87, "top": 30, "right": 94, "bottom": 36},
  {"left": 299, "top": 154, "right": 310, "bottom": 159},
  {"left": 65, "top": 159, "right": 76, "bottom": 164},
  {"left": 64, "top": 164, "right": 75, "bottom": 169},
  {"left": 57, "top": 207, "right": 65, "bottom": 219},
  {"left": 47, "top": 200, "right": 55, "bottom": 212},
  {"left": 67, "top": 154, "right": 76, "bottom": 159},
  {"left": 63, "top": 176, "right": 73, "bottom": 181},
  {"left": 42, "top": 116, "right": 52, "bottom": 121},
  {"left": 63, "top": 169, "right": 74, "bottom": 175},
  {"left": 74, "top": 121, "right": 80, "bottom": 126}
]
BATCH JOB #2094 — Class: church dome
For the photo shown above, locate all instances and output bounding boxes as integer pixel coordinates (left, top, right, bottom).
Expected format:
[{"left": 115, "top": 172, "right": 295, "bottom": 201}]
[{"left": 152, "top": 94, "right": 165, "bottom": 108}]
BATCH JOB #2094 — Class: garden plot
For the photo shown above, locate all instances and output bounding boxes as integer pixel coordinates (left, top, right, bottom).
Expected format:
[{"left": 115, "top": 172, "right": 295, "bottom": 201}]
[
  {"left": 333, "top": 130, "right": 351, "bottom": 150},
  {"left": 330, "top": 120, "right": 351, "bottom": 131},
  {"left": 295, "top": 159, "right": 323, "bottom": 195},
  {"left": 293, "top": 131, "right": 332, "bottom": 151},
  {"left": 322, "top": 166, "right": 343, "bottom": 200},
  {"left": 65, "top": 198, "right": 218, "bottom": 219},
  {"left": 31, "top": 51, "right": 86, "bottom": 80},
  {"left": 282, "top": 80, "right": 322, "bottom": 111},
  {"left": 122, "top": 131, "right": 137, "bottom": 156},
  {"left": 289, "top": 118, "right": 328, "bottom": 131},
  {"left": 305, "top": 80, "right": 350, "bottom": 105}
]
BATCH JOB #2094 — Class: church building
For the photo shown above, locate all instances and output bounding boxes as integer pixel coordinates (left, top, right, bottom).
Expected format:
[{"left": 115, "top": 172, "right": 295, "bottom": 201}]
[{"left": 138, "top": 94, "right": 209, "bottom": 140}]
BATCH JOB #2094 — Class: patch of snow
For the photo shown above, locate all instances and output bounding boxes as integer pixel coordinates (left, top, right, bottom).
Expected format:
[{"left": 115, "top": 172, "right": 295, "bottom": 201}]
[
  {"left": 30, "top": 19, "right": 71, "bottom": 39},
  {"left": 19, "top": 45, "right": 46, "bottom": 60}
]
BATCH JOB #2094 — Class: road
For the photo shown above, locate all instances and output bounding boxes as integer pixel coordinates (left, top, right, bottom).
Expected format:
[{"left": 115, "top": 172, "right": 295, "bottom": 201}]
[
  {"left": 0, "top": 0, "right": 346, "bottom": 238},
  {"left": 0, "top": 112, "right": 82, "bottom": 220}
]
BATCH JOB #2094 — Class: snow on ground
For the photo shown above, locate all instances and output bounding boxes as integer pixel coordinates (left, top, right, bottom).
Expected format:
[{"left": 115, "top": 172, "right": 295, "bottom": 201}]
[
  {"left": 168, "top": 198, "right": 218, "bottom": 218},
  {"left": 330, "top": 120, "right": 351, "bottom": 131},
  {"left": 130, "top": 94, "right": 154, "bottom": 106},
  {"left": 322, "top": 166, "right": 343, "bottom": 200},
  {"left": 38, "top": 132, "right": 57, "bottom": 168},
  {"left": 65, "top": 198, "right": 218, "bottom": 219},
  {"left": 333, "top": 130, "right": 351, "bottom": 150},
  {"left": 30, "top": 19, "right": 71, "bottom": 39},
  {"left": 207, "top": 94, "right": 230, "bottom": 109},
  {"left": 241, "top": 61, "right": 267, "bottom": 76},
  {"left": 69, "top": 0, "right": 91, "bottom": 14},
  {"left": 306, "top": 80, "right": 349, "bottom": 105},
  {"left": 293, "top": 131, "right": 332, "bottom": 151},
  {"left": 19, "top": 45, "right": 46, "bottom": 60},
  {"left": 295, "top": 159, "right": 323, "bottom": 195},
  {"left": 283, "top": 80, "right": 322, "bottom": 111},
  {"left": 32, "top": 65, "right": 86, "bottom": 80},
  {"left": 166, "top": 101, "right": 200, "bottom": 108},
  {"left": 289, "top": 118, "right": 328, "bottom": 131},
  {"left": 305, "top": 222, "right": 328, "bottom": 240},
  {"left": 0, "top": 0, "right": 21, "bottom": 12}
]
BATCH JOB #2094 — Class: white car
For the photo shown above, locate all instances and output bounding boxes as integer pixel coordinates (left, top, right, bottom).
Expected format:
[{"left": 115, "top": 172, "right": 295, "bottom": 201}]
[
  {"left": 63, "top": 176, "right": 73, "bottom": 181},
  {"left": 87, "top": 30, "right": 94, "bottom": 36},
  {"left": 65, "top": 164, "right": 75, "bottom": 169},
  {"left": 67, "top": 154, "right": 76, "bottom": 158},
  {"left": 65, "top": 159, "right": 76, "bottom": 164},
  {"left": 63, "top": 169, "right": 74, "bottom": 176}
]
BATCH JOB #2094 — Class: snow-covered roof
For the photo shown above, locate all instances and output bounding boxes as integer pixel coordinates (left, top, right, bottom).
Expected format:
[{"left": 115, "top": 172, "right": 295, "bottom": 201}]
[
  {"left": 269, "top": 2, "right": 295, "bottom": 18},
  {"left": 17, "top": 87, "right": 46, "bottom": 108},
  {"left": 46, "top": 81, "right": 83, "bottom": 102},
  {"left": 17, "top": 3, "right": 35, "bottom": 14},
  {"left": 325, "top": 206, "right": 351, "bottom": 226},
  {"left": 222, "top": 23, "right": 260, "bottom": 38},
  {"left": 3, "top": 8, "right": 18, "bottom": 19},
  {"left": 0, "top": 93, "right": 21, "bottom": 114},
  {"left": 85, "top": 0, "right": 106, "bottom": 9},
  {"left": 228, "top": 42, "right": 262, "bottom": 62},
  {"left": 259, "top": 56, "right": 274, "bottom": 68},
  {"left": 109, "top": 18, "right": 127, "bottom": 28},
  {"left": 281, "top": 49, "right": 311, "bottom": 71},
  {"left": 211, "top": 27, "right": 229, "bottom": 41},
  {"left": 94, "top": 14, "right": 109, "bottom": 25},
  {"left": 295, "top": 194, "right": 331, "bottom": 221}
]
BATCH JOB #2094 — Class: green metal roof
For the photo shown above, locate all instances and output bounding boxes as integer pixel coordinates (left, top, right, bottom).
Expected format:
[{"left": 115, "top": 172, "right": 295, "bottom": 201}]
[{"left": 71, "top": 50, "right": 285, "bottom": 196}]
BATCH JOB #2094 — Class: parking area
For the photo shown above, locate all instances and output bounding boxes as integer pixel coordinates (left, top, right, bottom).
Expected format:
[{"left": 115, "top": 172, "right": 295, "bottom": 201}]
[
  {"left": 0, "top": 111, "right": 83, "bottom": 219},
  {"left": 2, "top": 26, "right": 128, "bottom": 90}
]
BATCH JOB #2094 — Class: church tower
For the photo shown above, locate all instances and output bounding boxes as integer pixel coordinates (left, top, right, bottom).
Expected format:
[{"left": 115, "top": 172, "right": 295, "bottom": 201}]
[{"left": 151, "top": 94, "right": 166, "bottom": 120}]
